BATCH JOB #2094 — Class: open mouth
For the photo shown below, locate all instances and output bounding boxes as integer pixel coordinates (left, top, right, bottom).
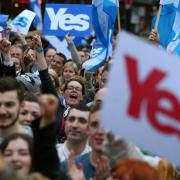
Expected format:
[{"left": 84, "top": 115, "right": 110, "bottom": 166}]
[{"left": 69, "top": 94, "right": 78, "bottom": 101}]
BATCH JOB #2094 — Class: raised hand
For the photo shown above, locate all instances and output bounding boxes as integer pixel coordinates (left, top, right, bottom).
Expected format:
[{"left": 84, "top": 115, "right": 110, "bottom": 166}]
[
  {"left": 65, "top": 33, "right": 73, "bottom": 44},
  {"left": 0, "top": 38, "right": 11, "bottom": 54},
  {"left": 31, "top": 34, "right": 43, "bottom": 50},
  {"left": 95, "top": 155, "right": 111, "bottom": 180},
  {"left": 6, "top": 25, "right": 12, "bottom": 40},
  {"left": 38, "top": 94, "right": 58, "bottom": 128},
  {"left": 67, "top": 151, "right": 85, "bottom": 180}
]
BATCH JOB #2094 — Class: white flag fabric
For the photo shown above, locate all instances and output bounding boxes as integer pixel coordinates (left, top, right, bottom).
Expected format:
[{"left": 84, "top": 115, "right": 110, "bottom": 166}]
[
  {"left": 10, "top": 10, "right": 36, "bottom": 35},
  {"left": 160, "top": 0, "right": 180, "bottom": 7}
]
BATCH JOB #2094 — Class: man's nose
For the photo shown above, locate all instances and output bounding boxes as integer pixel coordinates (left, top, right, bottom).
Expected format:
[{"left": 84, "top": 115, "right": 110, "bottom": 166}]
[
  {"left": 0, "top": 105, "right": 7, "bottom": 114},
  {"left": 26, "top": 113, "right": 33, "bottom": 122},
  {"left": 96, "top": 127, "right": 104, "bottom": 135},
  {"left": 72, "top": 119, "right": 79, "bottom": 127}
]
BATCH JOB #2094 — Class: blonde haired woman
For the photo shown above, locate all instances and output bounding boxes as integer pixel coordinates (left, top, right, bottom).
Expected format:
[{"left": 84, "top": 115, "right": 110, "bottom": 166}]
[
  {"left": 48, "top": 68, "right": 61, "bottom": 95},
  {"left": 62, "top": 61, "right": 79, "bottom": 85}
]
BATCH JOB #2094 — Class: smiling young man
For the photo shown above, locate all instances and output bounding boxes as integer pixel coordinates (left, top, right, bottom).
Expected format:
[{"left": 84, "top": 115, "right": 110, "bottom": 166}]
[
  {"left": 0, "top": 77, "right": 27, "bottom": 142},
  {"left": 62, "top": 102, "right": 110, "bottom": 180},
  {"left": 74, "top": 101, "right": 108, "bottom": 180},
  {"left": 56, "top": 103, "right": 91, "bottom": 162}
]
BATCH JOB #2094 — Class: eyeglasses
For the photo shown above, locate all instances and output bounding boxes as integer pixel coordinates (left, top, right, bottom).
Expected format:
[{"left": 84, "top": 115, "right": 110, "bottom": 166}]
[{"left": 67, "top": 86, "right": 82, "bottom": 92}]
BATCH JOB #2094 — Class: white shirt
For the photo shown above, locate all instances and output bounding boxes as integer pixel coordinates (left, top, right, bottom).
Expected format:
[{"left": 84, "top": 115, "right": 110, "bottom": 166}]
[{"left": 56, "top": 142, "right": 92, "bottom": 162}]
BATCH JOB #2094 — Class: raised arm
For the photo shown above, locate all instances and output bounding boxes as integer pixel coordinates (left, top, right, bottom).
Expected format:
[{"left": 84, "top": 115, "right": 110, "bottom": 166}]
[
  {"left": 65, "top": 33, "right": 82, "bottom": 67},
  {"left": 31, "top": 34, "right": 57, "bottom": 96},
  {"left": 31, "top": 94, "right": 70, "bottom": 180},
  {"left": 0, "top": 38, "right": 16, "bottom": 77}
]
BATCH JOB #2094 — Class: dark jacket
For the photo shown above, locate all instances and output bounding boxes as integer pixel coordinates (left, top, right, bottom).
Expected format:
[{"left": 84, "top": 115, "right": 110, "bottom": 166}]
[
  {"left": 0, "top": 52, "right": 16, "bottom": 77},
  {"left": 31, "top": 119, "right": 70, "bottom": 180},
  {"left": 39, "top": 69, "right": 66, "bottom": 143}
]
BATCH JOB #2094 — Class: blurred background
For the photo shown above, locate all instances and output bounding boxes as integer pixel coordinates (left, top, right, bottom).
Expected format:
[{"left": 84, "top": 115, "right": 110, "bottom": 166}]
[{"left": 0, "top": 0, "right": 160, "bottom": 38}]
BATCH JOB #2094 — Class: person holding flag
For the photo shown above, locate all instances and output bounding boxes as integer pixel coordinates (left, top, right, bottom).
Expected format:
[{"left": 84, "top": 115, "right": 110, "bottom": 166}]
[
  {"left": 149, "top": 0, "right": 180, "bottom": 56},
  {"left": 82, "top": 0, "right": 119, "bottom": 72}
]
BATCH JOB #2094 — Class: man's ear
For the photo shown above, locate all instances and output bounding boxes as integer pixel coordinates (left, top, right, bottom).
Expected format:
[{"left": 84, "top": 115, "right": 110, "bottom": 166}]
[{"left": 20, "top": 101, "right": 25, "bottom": 108}]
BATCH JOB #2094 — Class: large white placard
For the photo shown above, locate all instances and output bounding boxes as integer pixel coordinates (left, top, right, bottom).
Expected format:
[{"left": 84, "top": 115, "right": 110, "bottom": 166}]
[
  {"left": 10, "top": 10, "right": 36, "bottom": 35},
  {"left": 102, "top": 31, "right": 180, "bottom": 166}
]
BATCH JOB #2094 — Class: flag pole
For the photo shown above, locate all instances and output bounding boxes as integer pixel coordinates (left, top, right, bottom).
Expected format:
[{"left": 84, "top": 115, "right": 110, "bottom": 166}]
[
  {"left": 117, "top": 0, "right": 121, "bottom": 32},
  {"left": 154, "top": 3, "right": 162, "bottom": 31}
]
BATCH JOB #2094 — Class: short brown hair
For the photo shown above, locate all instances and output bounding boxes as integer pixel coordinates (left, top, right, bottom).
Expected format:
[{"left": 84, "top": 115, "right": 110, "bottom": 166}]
[
  {"left": 0, "top": 133, "right": 33, "bottom": 158},
  {"left": 0, "top": 77, "right": 24, "bottom": 102},
  {"left": 64, "top": 76, "right": 85, "bottom": 95}
]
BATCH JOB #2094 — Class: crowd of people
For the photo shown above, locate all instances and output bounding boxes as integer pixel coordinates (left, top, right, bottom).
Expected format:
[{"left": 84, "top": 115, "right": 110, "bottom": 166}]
[{"left": 0, "top": 22, "right": 179, "bottom": 180}]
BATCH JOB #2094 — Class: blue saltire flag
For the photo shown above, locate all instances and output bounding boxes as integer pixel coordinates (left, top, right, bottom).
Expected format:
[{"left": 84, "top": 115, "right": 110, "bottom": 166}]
[
  {"left": 82, "top": 0, "right": 119, "bottom": 72},
  {"left": 44, "top": 35, "right": 91, "bottom": 61},
  {"left": 154, "top": 0, "right": 180, "bottom": 56},
  {"left": 152, "top": 5, "right": 175, "bottom": 48},
  {"left": 29, "top": 0, "right": 42, "bottom": 30},
  {"left": 0, "top": 14, "right": 8, "bottom": 37},
  {"left": 45, "top": 35, "right": 72, "bottom": 59},
  {"left": 10, "top": 10, "right": 36, "bottom": 35},
  {"left": 173, "top": 41, "right": 180, "bottom": 55}
]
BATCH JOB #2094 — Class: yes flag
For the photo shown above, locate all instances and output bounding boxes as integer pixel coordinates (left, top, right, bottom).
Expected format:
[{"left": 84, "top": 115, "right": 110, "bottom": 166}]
[
  {"left": 43, "top": 4, "right": 92, "bottom": 37},
  {"left": 10, "top": 10, "right": 36, "bottom": 35},
  {"left": 44, "top": 35, "right": 72, "bottom": 59},
  {"left": 82, "top": 0, "right": 119, "bottom": 72}
]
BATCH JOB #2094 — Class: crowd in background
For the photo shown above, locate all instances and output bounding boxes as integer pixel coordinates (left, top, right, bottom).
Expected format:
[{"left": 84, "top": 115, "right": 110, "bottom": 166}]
[{"left": 0, "top": 21, "right": 180, "bottom": 180}]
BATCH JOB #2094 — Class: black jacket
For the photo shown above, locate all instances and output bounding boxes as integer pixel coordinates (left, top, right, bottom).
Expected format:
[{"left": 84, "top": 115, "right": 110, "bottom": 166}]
[{"left": 39, "top": 69, "right": 66, "bottom": 143}]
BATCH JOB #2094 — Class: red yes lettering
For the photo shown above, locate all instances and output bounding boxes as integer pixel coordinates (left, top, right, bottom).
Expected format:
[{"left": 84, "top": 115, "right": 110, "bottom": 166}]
[{"left": 125, "top": 55, "right": 180, "bottom": 136}]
